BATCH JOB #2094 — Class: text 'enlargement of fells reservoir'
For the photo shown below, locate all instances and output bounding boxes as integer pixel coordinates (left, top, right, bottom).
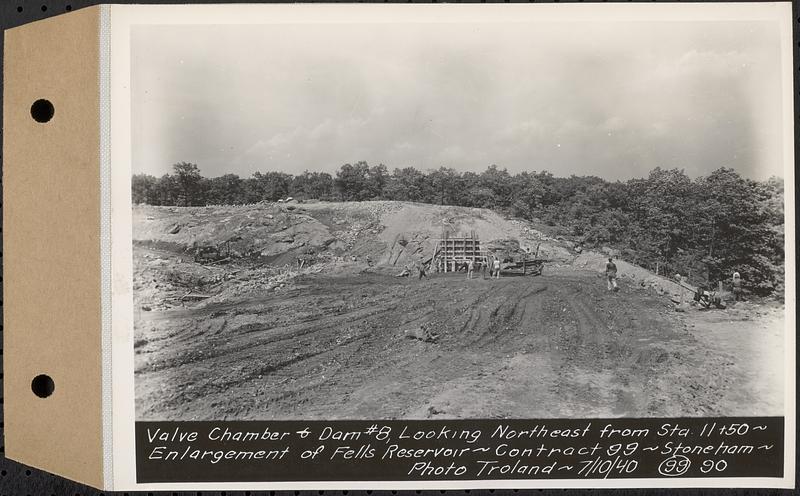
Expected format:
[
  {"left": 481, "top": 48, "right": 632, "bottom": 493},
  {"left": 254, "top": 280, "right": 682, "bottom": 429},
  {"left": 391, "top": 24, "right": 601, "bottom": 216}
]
[{"left": 136, "top": 418, "right": 783, "bottom": 483}]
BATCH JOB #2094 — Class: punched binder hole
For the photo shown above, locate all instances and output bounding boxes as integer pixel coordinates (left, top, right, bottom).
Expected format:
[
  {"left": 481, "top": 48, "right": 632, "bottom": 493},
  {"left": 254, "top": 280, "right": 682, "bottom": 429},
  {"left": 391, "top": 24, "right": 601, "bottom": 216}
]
[
  {"left": 30, "top": 99, "right": 55, "bottom": 123},
  {"left": 31, "top": 374, "right": 55, "bottom": 398}
]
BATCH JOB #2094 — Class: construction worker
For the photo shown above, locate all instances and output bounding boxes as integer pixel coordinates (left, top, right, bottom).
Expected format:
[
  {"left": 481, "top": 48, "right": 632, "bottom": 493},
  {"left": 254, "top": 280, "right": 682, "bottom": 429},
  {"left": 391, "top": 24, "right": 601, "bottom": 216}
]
[
  {"left": 467, "top": 259, "right": 475, "bottom": 279},
  {"left": 732, "top": 272, "right": 743, "bottom": 301},
  {"left": 493, "top": 258, "right": 501, "bottom": 279},
  {"left": 606, "top": 257, "right": 618, "bottom": 291}
]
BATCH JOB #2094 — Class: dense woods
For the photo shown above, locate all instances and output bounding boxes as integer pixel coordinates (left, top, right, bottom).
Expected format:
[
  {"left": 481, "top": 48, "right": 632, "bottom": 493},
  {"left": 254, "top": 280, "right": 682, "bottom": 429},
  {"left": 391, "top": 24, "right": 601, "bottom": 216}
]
[{"left": 132, "top": 161, "right": 785, "bottom": 295}]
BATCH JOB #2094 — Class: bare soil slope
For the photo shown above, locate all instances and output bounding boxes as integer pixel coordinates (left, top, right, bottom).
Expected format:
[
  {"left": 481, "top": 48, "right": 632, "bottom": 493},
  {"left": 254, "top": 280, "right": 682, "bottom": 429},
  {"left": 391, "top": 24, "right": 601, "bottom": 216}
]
[
  {"left": 133, "top": 202, "right": 785, "bottom": 420},
  {"left": 134, "top": 271, "right": 784, "bottom": 420},
  {"left": 134, "top": 201, "right": 573, "bottom": 266}
]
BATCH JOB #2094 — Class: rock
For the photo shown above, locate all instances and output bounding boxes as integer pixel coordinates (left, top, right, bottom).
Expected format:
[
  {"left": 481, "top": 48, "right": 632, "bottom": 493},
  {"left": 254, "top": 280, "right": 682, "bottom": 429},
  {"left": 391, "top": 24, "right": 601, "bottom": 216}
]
[
  {"left": 427, "top": 406, "right": 445, "bottom": 416},
  {"left": 404, "top": 326, "right": 439, "bottom": 343}
]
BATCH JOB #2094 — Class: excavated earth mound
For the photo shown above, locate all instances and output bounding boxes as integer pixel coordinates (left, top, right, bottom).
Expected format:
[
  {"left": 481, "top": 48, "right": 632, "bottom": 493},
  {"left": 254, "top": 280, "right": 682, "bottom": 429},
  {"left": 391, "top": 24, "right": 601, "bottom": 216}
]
[
  {"left": 134, "top": 201, "right": 574, "bottom": 268},
  {"left": 132, "top": 201, "right": 785, "bottom": 421}
]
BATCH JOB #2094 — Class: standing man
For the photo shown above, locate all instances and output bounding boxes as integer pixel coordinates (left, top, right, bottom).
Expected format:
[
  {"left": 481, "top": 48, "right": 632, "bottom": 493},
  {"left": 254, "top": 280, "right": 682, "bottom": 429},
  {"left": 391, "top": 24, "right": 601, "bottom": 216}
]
[
  {"left": 605, "top": 257, "right": 618, "bottom": 291},
  {"left": 418, "top": 262, "right": 428, "bottom": 280},
  {"left": 493, "top": 258, "right": 501, "bottom": 279},
  {"left": 732, "top": 271, "right": 743, "bottom": 301},
  {"left": 467, "top": 259, "right": 475, "bottom": 280}
]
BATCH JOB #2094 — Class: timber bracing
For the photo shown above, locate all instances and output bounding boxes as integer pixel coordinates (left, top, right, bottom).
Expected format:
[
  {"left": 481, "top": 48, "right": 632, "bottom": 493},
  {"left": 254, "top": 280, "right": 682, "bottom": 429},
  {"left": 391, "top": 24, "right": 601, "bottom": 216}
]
[{"left": 433, "top": 232, "right": 488, "bottom": 272}]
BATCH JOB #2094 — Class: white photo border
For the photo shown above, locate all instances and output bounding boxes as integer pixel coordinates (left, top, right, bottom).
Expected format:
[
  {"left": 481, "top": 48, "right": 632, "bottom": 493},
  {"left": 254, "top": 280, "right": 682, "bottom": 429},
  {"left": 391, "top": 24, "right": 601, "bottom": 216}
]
[{"left": 108, "top": 3, "right": 796, "bottom": 490}]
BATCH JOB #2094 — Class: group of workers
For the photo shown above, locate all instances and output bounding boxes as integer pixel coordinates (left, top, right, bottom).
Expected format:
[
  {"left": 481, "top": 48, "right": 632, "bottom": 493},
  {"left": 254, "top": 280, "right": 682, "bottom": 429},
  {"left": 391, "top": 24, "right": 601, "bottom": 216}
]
[
  {"left": 465, "top": 258, "right": 502, "bottom": 280},
  {"left": 693, "top": 272, "right": 744, "bottom": 308},
  {"left": 395, "top": 257, "right": 503, "bottom": 280},
  {"left": 395, "top": 263, "right": 431, "bottom": 279},
  {"left": 402, "top": 255, "right": 615, "bottom": 286},
  {"left": 398, "top": 254, "right": 746, "bottom": 307},
  {"left": 607, "top": 257, "right": 746, "bottom": 307}
]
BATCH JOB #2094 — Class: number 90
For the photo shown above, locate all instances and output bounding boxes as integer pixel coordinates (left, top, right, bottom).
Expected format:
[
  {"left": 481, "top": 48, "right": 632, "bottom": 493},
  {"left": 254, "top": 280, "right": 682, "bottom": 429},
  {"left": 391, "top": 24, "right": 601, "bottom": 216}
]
[{"left": 700, "top": 459, "right": 728, "bottom": 473}]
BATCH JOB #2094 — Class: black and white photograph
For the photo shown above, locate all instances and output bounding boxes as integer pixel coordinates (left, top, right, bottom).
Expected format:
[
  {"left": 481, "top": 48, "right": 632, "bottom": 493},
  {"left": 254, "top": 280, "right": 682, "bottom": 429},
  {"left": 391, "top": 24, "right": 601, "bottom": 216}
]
[{"left": 128, "top": 7, "right": 791, "bottom": 424}]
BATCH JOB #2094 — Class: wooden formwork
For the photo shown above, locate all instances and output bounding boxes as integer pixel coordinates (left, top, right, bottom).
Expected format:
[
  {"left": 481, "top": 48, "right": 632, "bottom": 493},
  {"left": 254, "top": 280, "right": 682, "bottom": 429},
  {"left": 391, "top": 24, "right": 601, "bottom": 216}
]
[{"left": 432, "top": 232, "right": 488, "bottom": 272}]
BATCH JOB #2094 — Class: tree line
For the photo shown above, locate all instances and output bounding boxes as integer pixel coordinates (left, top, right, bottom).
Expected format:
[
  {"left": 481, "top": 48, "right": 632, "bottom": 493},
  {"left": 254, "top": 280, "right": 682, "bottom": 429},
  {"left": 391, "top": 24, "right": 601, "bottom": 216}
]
[{"left": 133, "top": 161, "right": 785, "bottom": 295}]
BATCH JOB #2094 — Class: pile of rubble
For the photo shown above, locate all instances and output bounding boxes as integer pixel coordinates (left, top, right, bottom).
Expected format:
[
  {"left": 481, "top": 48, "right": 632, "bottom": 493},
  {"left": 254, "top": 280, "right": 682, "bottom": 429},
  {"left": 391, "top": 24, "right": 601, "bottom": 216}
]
[{"left": 133, "top": 249, "right": 233, "bottom": 310}]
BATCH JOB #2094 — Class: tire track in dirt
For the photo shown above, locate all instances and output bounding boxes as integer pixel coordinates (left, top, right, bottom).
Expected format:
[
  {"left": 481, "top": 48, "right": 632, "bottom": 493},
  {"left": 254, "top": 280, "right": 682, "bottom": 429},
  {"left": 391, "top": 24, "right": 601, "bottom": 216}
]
[
  {"left": 138, "top": 275, "right": 464, "bottom": 418},
  {"left": 456, "top": 286, "right": 494, "bottom": 338},
  {"left": 136, "top": 270, "right": 765, "bottom": 420},
  {"left": 564, "top": 289, "right": 608, "bottom": 358},
  {"left": 139, "top": 275, "right": 572, "bottom": 419},
  {"left": 473, "top": 283, "right": 549, "bottom": 350},
  {"left": 343, "top": 281, "right": 552, "bottom": 419},
  {"left": 139, "top": 297, "right": 404, "bottom": 373}
]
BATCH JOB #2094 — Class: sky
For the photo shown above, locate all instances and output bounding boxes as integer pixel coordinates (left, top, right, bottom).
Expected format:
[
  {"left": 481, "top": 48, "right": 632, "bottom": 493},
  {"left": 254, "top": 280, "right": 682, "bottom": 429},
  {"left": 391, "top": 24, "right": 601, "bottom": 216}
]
[{"left": 131, "top": 19, "right": 785, "bottom": 181}]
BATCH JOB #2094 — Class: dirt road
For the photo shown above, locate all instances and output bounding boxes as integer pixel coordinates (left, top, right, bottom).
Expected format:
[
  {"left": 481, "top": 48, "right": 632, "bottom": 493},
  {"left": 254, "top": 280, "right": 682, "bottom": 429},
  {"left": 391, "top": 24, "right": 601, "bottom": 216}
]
[{"left": 134, "top": 268, "right": 785, "bottom": 420}]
